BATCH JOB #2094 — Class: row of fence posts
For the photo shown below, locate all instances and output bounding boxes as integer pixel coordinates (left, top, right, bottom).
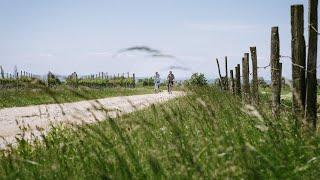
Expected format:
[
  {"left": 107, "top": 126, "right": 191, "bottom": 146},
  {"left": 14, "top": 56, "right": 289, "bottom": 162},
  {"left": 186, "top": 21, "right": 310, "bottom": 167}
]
[
  {"left": 80, "top": 72, "right": 134, "bottom": 80},
  {"left": 216, "top": 1, "right": 318, "bottom": 132},
  {"left": 0, "top": 70, "right": 35, "bottom": 80},
  {"left": 63, "top": 71, "right": 136, "bottom": 88},
  {"left": 0, "top": 65, "right": 36, "bottom": 89},
  {"left": 0, "top": 67, "right": 137, "bottom": 89}
]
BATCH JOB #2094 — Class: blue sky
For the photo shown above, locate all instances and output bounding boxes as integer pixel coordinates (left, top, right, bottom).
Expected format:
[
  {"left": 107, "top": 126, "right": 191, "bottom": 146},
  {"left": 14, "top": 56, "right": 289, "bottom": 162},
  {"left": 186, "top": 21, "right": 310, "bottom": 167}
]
[{"left": 0, "top": 0, "right": 314, "bottom": 79}]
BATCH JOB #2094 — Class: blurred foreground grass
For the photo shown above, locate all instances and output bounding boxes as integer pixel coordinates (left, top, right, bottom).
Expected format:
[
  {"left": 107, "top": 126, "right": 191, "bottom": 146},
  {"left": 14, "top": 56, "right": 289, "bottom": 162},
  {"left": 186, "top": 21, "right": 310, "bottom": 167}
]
[{"left": 0, "top": 87, "right": 319, "bottom": 179}]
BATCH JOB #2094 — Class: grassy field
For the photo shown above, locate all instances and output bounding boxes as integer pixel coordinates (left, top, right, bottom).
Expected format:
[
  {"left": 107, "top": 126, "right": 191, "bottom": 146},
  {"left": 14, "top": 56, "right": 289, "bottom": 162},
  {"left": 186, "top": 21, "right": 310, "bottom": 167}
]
[
  {"left": 0, "top": 86, "right": 154, "bottom": 109},
  {"left": 0, "top": 87, "right": 319, "bottom": 179}
]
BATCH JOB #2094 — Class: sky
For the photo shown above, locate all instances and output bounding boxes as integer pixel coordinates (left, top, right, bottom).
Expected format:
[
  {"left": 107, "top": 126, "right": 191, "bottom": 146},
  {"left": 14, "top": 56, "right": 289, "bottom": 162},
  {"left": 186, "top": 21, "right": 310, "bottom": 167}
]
[{"left": 0, "top": 0, "right": 316, "bottom": 80}]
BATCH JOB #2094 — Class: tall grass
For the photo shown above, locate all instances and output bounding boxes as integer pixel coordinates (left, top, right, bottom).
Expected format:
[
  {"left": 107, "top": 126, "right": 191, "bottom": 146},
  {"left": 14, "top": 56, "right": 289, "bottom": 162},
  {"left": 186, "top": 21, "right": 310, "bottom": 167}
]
[{"left": 0, "top": 87, "right": 319, "bottom": 179}]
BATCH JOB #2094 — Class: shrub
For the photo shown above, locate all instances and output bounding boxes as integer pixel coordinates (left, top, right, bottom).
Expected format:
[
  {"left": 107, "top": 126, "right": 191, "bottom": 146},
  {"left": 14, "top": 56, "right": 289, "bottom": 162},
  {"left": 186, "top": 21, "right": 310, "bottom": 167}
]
[
  {"left": 138, "top": 77, "right": 154, "bottom": 87},
  {"left": 187, "top": 73, "right": 208, "bottom": 86},
  {"left": 258, "top": 77, "right": 269, "bottom": 88}
]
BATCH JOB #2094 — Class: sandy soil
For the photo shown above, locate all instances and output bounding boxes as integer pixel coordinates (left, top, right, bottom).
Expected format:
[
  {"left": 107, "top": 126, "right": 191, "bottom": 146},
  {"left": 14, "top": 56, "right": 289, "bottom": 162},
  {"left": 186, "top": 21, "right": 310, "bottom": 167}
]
[{"left": 0, "top": 91, "right": 185, "bottom": 147}]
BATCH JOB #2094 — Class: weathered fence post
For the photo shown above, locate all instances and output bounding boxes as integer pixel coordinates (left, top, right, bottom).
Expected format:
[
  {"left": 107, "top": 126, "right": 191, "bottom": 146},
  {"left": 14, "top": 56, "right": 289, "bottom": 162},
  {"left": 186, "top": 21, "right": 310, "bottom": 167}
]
[
  {"left": 271, "top": 27, "right": 281, "bottom": 118},
  {"left": 291, "top": 4, "right": 306, "bottom": 120},
  {"left": 47, "top": 72, "right": 50, "bottom": 87},
  {"left": 75, "top": 72, "right": 78, "bottom": 88},
  {"left": 305, "top": 0, "right": 318, "bottom": 131},
  {"left": 0, "top": 66, "right": 4, "bottom": 79},
  {"left": 225, "top": 56, "right": 228, "bottom": 90},
  {"left": 235, "top": 64, "right": 241, "bottom": 96},
  {"left": 250, "top": 47, "right": 259, "bottom": 105},
  {"left": 132, "top": 73, "right": 136, "bottom": 88},
  {"left": 279, "top": 63, "right": 283, "bottom": 92},
  {"left": 230, "top": 70, "right": 235, "bottom": 94},
  {"left": 242, "top": 54, "right": 250, "bottom": 103},
  {"left": 216, "top": 58, "right": 224, "bottom": 90}
]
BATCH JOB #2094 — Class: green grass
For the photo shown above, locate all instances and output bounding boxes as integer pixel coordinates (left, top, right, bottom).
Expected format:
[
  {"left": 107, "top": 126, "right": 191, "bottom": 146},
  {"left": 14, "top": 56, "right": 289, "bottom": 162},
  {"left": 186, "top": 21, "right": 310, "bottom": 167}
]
[
  {"left": 0, "top": 86, "right": 153, "bottom": 109},
  {"left": 0, "top": 87, "right": 319, "bottom": 179}
]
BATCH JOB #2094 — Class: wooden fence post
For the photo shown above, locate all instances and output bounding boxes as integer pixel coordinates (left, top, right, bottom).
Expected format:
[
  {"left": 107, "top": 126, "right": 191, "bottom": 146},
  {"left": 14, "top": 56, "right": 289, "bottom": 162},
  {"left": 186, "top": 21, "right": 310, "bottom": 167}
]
[
  {"left": 0, "top": 66, "right": 4, "bottom": 79},
  {"left": 235, "top": 64, "right": 241, "bottom": 96},
  {"left": 291, "top": 4, "right": 306, "bottom": 120},
  {"left": 305, "top": 0, "right": 318, "bottom": 130},
  {"left": 271, "top": 27, "right": 281, "bottom": 118},
  {"left": 216, "top": 58, "right": 224, "bottom": 90},
  {"left": 242, "top": 54, "right": 250, "bottom": 103},
  {"left": 225, "top": 56, "right": 228, "bottom": 90},
  {"left": 75, "top": 72, "right": 78, "bottom": 88},
  {"left": 279, "top": 63, "right": 283, "bottom": 92},
  {"left": 47, "top": 72, "right": 50, "bottom": 87},
  {"left": 230, "top": 70, "right": 235, "bottom": 94},
  {"left": 133, "top": 73, "right": 136, "bottom": 88},
  {"left": 250, "top": 47, "right": 259, "bottom": 105}
]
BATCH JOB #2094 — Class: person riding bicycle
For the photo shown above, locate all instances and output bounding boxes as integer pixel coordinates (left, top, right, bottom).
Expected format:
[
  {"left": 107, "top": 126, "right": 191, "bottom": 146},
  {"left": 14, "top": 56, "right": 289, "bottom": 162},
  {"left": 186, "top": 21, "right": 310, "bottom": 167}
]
[
  {"left": 167, "top": 71, "right": 175, "bottom": 94},
  {"left": 154, "top": 72, "right": 160, "bottom": 93}
]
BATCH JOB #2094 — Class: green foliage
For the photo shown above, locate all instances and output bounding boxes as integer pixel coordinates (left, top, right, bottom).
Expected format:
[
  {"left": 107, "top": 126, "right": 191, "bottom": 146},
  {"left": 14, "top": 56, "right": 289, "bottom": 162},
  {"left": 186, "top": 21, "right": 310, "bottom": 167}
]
[
  {"left": 67, "top": 77, "right": 135, "bottom": 88},
  {"left": 186, "top": 73, "right": 208, "bottom": 86},
  {"left": 138, "top": 77, "right": 154, "bottom": 87},
  {"left": 258, "top": 77, "right": 269, "bottom": 88},
  {"left": 0, "top": 77, "right": 45, "bottom": 89},
  {"left": 47, "top": 76, "right": 61, "bottom": 87},
  {"left": 0, "top": 87, "right": 153, "bottom": 108},
  {"left": 0, "top": 87, "right": 319, "bottom": 179}
]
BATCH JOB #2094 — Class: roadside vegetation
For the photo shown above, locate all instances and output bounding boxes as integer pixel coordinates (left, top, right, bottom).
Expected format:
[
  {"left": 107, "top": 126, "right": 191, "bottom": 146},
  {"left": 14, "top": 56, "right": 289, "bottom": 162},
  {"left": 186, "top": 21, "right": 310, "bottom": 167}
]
[
  {"left": 0, "top": 86, "right": 153, "bottom": 109},
  {"left": 0, "top": 74, "right": 185, "bottom": 109},
  {"left": 0, "top": 83, "right": 319, "bottom": 179}
]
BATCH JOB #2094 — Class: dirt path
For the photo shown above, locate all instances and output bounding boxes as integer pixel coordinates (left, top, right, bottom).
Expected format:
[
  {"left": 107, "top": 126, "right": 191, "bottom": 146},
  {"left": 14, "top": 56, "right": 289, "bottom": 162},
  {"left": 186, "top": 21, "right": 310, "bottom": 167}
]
[{"left": 0, "top": 91, "right": 185, "bottom": 147}]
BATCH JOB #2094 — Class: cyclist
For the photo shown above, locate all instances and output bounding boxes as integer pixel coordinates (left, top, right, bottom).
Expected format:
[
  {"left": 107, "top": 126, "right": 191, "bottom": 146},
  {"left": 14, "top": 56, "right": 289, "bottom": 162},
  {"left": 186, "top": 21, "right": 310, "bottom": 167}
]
[
  {"left": 167, "top": 71, "right": 175, "bottom": 94},
  {"left": 154, "top": 72, "right": 160, "bottom": 93}
]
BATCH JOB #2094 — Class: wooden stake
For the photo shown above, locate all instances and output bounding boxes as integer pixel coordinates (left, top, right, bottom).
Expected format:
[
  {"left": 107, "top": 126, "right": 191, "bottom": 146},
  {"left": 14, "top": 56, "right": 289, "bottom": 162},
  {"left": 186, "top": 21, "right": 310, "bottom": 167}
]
[
  {"left": 225, "top": 56, "right": 228, "bottom": 90},
  {"left": 279, "top": 63, "right": 283, "bottom": 92},
  {"left": 271, "top": 27, "right": 281, "bottom": 118},
  {"left": 305, "top": 0, "right": 318, "bottom": 131},
  {"left": 133, "top": 73, "right": 136, "bottom": 88},
  {"left": 216, "top": 58, "right": 224, "bottom": 90},
  {"left": 242, "top": 54, "right": 250, "bottom": 103},
  {"left": 235, "top": 64, "right": 241, "bottom": 96},
  {"left": 230, "top": 70, "right": 235, "bottom": 94},
  {"left": 291, "top": 4, "right": 306, "bottom": 120},
  {"left": 250, "top": 47, "right": 259, "bottom": 105}
]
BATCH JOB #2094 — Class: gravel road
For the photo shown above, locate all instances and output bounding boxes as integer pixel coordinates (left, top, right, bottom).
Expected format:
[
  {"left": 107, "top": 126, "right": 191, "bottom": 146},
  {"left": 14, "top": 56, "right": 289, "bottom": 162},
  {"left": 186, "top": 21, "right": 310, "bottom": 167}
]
[{"left": 0, "top": 91, "right": 185, "bottom": 147}]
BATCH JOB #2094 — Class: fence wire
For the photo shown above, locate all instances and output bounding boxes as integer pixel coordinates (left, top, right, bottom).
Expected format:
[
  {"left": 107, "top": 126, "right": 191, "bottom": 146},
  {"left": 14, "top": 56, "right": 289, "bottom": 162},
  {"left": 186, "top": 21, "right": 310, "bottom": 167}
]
[{"left": 250, "top": 55, "right": 320, "bottom": 74}]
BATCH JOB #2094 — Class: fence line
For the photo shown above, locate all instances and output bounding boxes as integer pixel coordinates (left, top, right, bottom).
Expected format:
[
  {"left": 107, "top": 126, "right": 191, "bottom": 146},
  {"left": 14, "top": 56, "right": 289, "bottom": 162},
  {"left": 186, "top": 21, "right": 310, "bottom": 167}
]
[{"left": 215, "top": 2, "right": 318, "bottom": 132}]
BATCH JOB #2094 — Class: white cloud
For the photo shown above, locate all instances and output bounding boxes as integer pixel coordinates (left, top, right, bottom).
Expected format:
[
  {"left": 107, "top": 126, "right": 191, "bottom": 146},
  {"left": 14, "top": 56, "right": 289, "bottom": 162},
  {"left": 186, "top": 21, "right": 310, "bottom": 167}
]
[{"left": 38, "top": 53, "right": 54, "bottom": 58}]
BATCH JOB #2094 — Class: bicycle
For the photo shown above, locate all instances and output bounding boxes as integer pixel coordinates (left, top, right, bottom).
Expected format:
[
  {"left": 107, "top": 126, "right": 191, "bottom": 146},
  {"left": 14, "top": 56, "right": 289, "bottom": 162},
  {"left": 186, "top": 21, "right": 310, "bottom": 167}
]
[{"left": 167, "top": 81, "right": 174, "bottom": 94}]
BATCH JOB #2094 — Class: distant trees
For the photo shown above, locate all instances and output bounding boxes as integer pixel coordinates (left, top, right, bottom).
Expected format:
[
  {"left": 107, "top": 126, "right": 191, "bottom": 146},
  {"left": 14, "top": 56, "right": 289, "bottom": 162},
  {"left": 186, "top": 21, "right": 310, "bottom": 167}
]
[{"left": 186, "top": 73, "right": 208, "bottom": 87}]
